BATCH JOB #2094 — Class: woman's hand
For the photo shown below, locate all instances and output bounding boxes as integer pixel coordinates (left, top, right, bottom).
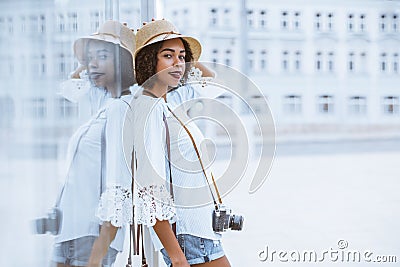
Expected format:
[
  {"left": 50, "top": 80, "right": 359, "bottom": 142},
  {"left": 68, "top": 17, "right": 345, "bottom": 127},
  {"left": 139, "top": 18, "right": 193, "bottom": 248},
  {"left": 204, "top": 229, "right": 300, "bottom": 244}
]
[
  {"left": 87, "top": 222, "right": 118, "bottom": 267},
  {"left": 153, "top": 220, "right": 189, "bottom": 267},
  {"left": 171, "top": 257, "right": 190, "bottom": 267}
]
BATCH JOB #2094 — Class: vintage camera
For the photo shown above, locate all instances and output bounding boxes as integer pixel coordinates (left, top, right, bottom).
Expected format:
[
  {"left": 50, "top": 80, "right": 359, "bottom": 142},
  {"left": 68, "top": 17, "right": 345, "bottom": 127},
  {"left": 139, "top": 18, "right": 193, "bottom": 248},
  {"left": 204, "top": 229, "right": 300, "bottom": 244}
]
[
  {"left": 33, "top": 207, "right": 62, "bottom": 235},
  {"left": 212, "top": 204, "right": 244, "bottom": 233}
]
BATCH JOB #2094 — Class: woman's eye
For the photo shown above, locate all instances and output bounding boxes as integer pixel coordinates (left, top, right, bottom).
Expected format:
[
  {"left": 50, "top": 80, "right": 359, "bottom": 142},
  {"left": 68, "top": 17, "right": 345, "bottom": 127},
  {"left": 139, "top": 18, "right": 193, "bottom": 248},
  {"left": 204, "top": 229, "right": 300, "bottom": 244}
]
[
  {"left": 179, "top": 55, "right": 185, "bottom": 60},
  {"left": 98, "top": 55, "right": 107, "bottom": 60},
  {"left": 164, "top": 54, "right": 172, "bottom": 58}
]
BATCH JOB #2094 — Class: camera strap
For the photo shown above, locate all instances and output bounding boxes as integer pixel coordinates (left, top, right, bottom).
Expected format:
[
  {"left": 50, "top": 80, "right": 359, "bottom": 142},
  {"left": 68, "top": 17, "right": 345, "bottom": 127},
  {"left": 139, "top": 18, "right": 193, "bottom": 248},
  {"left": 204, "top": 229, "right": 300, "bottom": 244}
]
[{"left": 166, "top": 106, "right": 223, "bottom": 209}]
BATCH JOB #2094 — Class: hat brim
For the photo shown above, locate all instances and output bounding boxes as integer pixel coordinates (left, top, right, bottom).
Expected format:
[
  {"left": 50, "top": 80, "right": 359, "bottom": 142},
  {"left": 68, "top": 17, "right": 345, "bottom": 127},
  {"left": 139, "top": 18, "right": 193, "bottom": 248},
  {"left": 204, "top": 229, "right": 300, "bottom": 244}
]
[
  {"left": 74, "top": 34, "right": 134, "bottom": 65},
  {"left": 134, "top": 33, "right": 202, "bottom": 62}
]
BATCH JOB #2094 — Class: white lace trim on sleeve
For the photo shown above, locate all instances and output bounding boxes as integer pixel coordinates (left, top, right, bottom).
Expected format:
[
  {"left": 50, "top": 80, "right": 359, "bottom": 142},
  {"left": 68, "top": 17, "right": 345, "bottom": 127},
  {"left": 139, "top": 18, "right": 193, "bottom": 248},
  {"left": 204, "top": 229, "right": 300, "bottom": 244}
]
[
  {"left": 96, "top": 185, "right": 133, "bottom": 227},
  {"left": 186, "top": 66, "right": 213, "bottom": 86},
  {"left": 135, "top": 184, "right": 176, "bottom": 227}
]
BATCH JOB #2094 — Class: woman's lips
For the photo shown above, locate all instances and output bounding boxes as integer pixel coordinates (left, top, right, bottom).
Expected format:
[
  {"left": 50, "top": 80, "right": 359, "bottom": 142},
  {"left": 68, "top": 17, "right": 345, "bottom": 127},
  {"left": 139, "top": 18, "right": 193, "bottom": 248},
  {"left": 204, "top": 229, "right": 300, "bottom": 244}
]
[
  {"left": 89, "top": 72, "right": 104, "bottom": 80},
  {"left": 169, "top": 71, "right": 182, "bottom": 80}
]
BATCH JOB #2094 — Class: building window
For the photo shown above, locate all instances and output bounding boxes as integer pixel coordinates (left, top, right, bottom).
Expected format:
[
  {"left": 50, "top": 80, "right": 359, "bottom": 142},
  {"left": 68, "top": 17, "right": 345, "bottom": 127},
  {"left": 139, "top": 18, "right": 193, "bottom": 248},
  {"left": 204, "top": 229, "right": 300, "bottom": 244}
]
[
  {"left": 380, "top": 53, "right": 387, "bottom": 72},
  {"left": 260, "top": 10, "right": 267, "bottom": 28},
  {"left": 360, "top": 52, "right": 367, "bottom": 73},
  {"left": 247, "top": 9, "right": 254, "bottom": 28},
  {"left": 393, "top": 14, "right": 398, "bottom": 32},
  {"left": 212, "top": 49, "right": 218, "bottom": 65},
  {"left": 29, "top": 15, "right": 38, "bottom": 33},
  {"left": 284, "top": 95, "right": 302, "bottom": 114},
  {"left": 59, "top": 53, "right": 66, "bottom": 76},
  {"left": 7, "top": 17, "right": 13, "bottom": 34},
  {"left": 348, "top": 14, "right": 354, "bottom": 32},
  {"left": 315, "top": 51, "right": 322, "bottom": 72},
  {"left": 281, "top": 11, "right": 288, "bottom": 29},
  {"left": 249, "top": 95, "right": 267, "bottom": 114},
  {"left": 282, "top": 50, "right": 289, "bottom": 71},
  {"left": 40, "top": 15, "right": 46, "bottom": 33},
  {"left": 90, "top": 11, "right": 100, "bottom": 32},
  {"left": 349, "top": 96, "right": 367, "bottom": 115},
  {"left": 360, "top": 14, "right": 366, "bottom": 32},
  {"left": 25, "top": 98, "right": 47, "bottom": 119},
  {"left": 260, "top": 50, "right": 267, "bottom": 70},
  {"left": 223, "top": 8, "right": 231, "bottom": 27},
  {"left": 40, "top": 54, "right": 46, "bottom": 75},
  {"left": 57, "top": 14, "right": 65, "bottom": 32},
  {"left": 294, "top": 51, "right": 301, "bottom": 71},
  {"left": 248, "top": 50, "right": 254, "bottom": 70},
  {"left": 68, "top": 12, "right": 78, "bottom": 32},
  {"left": 383, "top": 96, "right": 399, "bottom": 114},
  {"left": 210, "top": 8, "right": 218, "bottom": 26},
  {"left": 20, "top": 16, "right": 26, "bottom": 33},
  {"left": 393, "top": 53, "right": 399, "bottom": 73},
  {"left": 57, "top": 98, "right": 78, "bottom": 119},
  {"left": 328, "top": 52, "right": 335, "bottom": 72},
  {"left": 348, "top": 52, "right": 355, "bottom": 72},
  {"left": 380, "top": 14, "right": 387, "bottom": 32},
  {"left": 314, "top": 12, "right": 321, "bottom": 31},
  {"left": 327, "top": 13, "right": 334, "bottom": 31},
  {"left": 318, "top": 95, "right": 334, "bottom": 114},
  {"left": 294, "top": 12, "right": 301, "bottom": 30},
  {"left": 225, "top": 49, "right": 231, "bottom": 66}
]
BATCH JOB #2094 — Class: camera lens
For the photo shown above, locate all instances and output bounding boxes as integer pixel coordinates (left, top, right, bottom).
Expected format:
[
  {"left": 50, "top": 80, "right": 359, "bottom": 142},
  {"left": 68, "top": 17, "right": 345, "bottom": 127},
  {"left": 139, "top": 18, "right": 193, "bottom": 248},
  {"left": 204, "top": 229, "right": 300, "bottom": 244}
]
[
  {"left": 34, "top": 218, "right": 47, "bottom": 234},
  {"left": 229, "top": 214, "right": 244, "bottom": 231}
]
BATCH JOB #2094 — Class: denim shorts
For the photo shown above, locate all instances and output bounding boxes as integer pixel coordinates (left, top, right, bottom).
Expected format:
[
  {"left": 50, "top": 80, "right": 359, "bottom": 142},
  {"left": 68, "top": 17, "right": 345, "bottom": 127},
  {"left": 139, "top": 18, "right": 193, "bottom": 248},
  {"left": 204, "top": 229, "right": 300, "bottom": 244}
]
[
  {"left": 161, "top": 234, "right": 225, "bottom": 266},
  {"left": 52, "top": 236, "right": 118, "bottom": 266}
]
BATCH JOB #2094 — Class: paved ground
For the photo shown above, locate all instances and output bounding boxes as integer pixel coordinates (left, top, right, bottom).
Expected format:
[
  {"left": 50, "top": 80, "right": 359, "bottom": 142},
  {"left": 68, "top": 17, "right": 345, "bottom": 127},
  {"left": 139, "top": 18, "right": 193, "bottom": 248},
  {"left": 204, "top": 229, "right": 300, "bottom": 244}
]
[{"left": 1, "top": 139, "right": 399, "bottom": 266}]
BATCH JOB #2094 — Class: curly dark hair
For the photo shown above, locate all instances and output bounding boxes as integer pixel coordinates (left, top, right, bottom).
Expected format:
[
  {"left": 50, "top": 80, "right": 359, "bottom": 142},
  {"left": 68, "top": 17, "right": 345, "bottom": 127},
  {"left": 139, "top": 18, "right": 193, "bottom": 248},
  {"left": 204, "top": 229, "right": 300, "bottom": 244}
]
[{"left": 135, "top": 38, "right": 194, "bottom": 87}]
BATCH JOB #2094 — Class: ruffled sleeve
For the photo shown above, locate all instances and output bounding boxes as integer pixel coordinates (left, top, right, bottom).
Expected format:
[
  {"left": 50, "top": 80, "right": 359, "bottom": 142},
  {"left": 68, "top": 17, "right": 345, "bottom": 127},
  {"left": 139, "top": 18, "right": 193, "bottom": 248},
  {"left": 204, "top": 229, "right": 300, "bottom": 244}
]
[
  {"left": 96, "top": 185, "right": 133, "bottom": 227},
  {"left": 133, "top": 97, "right": 176, "bottom": 227},
  {"left": 135, "top": 184, "right": 176, "bottom": 226}
]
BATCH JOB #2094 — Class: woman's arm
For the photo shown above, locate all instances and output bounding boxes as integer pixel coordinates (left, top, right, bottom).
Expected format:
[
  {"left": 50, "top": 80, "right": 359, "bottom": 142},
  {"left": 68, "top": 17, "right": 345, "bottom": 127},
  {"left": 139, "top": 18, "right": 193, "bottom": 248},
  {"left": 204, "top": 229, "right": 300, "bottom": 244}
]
[
  {"left": 87, "top": 222, "right": 118, "bottom": 267},
  {"left": 153, "top": 220, "right": 189, "bottom": 267},
  {"left": 193, "top": 62, "right": 216, "bottom": 78}
]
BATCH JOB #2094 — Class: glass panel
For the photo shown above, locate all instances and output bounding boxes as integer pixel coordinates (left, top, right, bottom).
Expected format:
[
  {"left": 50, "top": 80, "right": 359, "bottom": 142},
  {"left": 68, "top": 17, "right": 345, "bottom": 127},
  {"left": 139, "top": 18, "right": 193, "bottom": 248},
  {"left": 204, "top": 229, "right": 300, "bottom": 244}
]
[{"left": 0, "top": 1, "right": 140, "bottom": 265}]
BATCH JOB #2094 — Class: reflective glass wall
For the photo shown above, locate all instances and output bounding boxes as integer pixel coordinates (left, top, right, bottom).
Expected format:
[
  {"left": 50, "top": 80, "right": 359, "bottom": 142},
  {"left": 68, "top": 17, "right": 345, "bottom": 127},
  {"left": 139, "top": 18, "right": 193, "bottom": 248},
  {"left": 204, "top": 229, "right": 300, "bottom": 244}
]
[{"left": 0, "top": 0, "right": 141, "bottom": 265}]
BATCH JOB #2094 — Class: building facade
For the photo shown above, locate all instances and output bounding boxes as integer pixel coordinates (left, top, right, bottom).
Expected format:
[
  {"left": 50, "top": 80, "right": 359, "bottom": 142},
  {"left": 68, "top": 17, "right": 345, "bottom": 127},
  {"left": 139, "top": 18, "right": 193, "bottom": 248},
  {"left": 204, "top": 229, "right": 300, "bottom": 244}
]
[
  {"left": 1, "top": 0, "right": 400, "bottom": 159},
  {"left": 0, "top": 0, "right": 140, "bottom": 158},
  {"left": 164, "top": 0, "right": 400, "bottom": 136}
]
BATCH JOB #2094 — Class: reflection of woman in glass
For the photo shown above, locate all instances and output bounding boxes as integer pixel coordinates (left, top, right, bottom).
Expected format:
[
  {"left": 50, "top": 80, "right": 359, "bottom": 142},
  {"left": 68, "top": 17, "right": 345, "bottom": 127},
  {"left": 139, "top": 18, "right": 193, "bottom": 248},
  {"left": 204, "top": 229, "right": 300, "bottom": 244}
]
[
  {"left": 52, "top": 21, "right": 135, "bottom": 267},
  {"left": 132, "top": 19, "right": 231, "bottom": 267}
]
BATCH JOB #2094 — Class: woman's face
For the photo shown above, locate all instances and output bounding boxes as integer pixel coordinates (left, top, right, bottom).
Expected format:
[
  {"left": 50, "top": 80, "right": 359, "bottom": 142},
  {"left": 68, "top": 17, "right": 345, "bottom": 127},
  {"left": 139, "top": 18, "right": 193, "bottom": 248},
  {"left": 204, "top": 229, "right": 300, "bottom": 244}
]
[
  {"left": 155, "top": 38, "right": 186, "bottom": 88},
  {"left": 86, "top": 40, "right": 116, "bottom": 90}
]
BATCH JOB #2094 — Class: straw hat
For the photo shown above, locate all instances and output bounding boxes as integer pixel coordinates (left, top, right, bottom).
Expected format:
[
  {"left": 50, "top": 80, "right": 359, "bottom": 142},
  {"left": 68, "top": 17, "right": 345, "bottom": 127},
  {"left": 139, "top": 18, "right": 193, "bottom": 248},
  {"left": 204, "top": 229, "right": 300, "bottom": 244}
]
[
  {"left": 135, "top": 19, "right": 201, "bottom": 61},
  {"left": 74, "top": 20, "right": 135, "bottom": 65}
]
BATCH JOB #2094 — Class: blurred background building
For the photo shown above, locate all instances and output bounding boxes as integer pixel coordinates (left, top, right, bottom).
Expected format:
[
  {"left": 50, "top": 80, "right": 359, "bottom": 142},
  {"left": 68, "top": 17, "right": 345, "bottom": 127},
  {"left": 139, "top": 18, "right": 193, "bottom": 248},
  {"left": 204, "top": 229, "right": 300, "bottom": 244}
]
[
  {"left": 0, "top": 1, "right": 399, "bottom": 266},
  {"left": 0, "top": 0, "right": 399, "bottom": 159}
]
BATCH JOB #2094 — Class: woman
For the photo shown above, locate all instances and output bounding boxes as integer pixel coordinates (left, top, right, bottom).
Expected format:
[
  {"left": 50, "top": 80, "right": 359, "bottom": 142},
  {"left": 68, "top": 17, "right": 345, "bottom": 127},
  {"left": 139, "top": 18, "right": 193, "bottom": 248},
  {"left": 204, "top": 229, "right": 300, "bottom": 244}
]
[
  {"left": 132, "top": 19, "right": 231, "bottom": 267},
  {"left": 52, "top": 20, "right": 135, "bottom": 267}
]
